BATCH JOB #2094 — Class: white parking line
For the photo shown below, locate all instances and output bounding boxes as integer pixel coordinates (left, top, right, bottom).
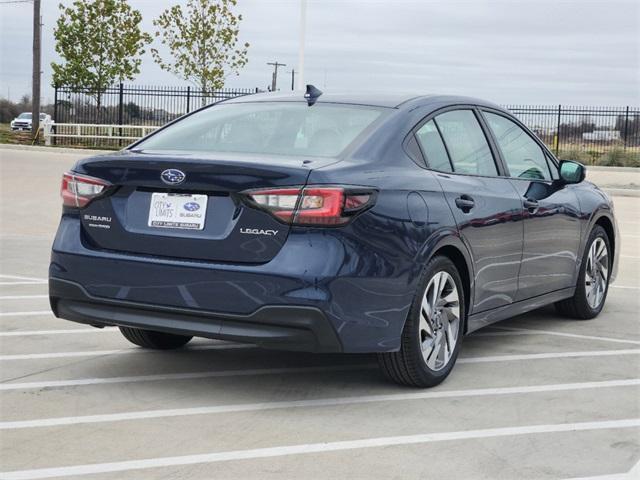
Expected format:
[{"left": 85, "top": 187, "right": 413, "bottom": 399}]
[
  {"left": 2, "top": 344, "right": 633, "bottom": 363},
  {"left": 0, "top": 282, "right": 47, "bottom": 286},
  {"left": 458, "top": 349, "right": 640, "bottom": 363},
  {"left": 0, "top": 295, "right": 49, "bottom": 300},
  {"left": 488, "top": 327, "right": 640, "bottom": 345},
  {"left": 0, "top": 328, "right": 115, "bottom": 337},
  {"left": 0, "top": 364, "right": 375, "bottom": 391},
  {"left": 567, "top": 459, "right": 640, "bottom": 480},
  {"left": 2, "top": 349, "right": 638, "bottom": 391},
  {"left": 0, "top": 274, "right": 47, "bottom": 282},
  {"left": 1, "top": 378, "right": 637, "bottom": 431},
  {"left": 611, "top": 285, "right": 640, "bottom": 290},
  {"left": 0, "top": 311, "right": 52, "bottom": 317},
  {"left": 0, "top": 343, "right": 254, "bottom": 361},
  {"left": 2, "top": 418, "right": 638, "bottom": 479}
]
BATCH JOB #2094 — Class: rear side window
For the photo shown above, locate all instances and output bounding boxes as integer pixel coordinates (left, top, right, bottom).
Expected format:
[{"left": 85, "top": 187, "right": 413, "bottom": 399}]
[
  {"left": 434, "top": 110, "right": 498, "bottom": 176},
  {"left": 415, "top": 120, "right": 453, "bottom": 172},
  {"left": 135, "top": 102, "right": 384, "bottom": 158},
  {"left": 484, "top": 112, "right": 551, "bottom": 181}
]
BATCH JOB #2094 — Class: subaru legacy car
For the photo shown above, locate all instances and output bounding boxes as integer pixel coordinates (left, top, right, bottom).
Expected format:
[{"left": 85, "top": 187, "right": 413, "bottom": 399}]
[{"left": 49, "top": 88, "right": 619, "bottom": 387}]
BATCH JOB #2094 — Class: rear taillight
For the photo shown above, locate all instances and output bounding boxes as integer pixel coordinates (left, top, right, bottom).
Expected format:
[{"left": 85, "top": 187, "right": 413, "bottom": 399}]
[
  {"left": 61, "top": 172, "right": 111, "bottom": 208},
  {"left": 243, "top": 186, "right": 376, "bottom": 226}
]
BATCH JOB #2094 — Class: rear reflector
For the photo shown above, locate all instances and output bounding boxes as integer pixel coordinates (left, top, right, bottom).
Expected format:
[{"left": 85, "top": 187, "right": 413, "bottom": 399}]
[
  {"left": 61, "top": 172, "right": 111, "bottom": 208},
  {"left": 244, "top": 186, "right": 375, "bottom": 226}
]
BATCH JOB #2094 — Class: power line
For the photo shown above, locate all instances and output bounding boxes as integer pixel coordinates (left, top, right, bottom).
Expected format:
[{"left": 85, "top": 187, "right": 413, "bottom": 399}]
[{"left": 0, "top": 0, "right": 33, "bottom": 5}]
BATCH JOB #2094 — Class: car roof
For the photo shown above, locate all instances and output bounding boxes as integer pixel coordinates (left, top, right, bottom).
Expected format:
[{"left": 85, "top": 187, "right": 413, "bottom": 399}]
[
  {"left": 223, "top": 90, "right": 504, "bottom": 111},
  {"left": 224, "top": 91, "right": 422, "bottom": 108}
]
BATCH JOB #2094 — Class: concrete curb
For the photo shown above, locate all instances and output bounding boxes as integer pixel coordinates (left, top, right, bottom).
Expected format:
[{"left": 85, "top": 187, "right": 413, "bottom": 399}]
[
  {"left": 0, "top": 144, "right": 113, "bottom": 155},
  {"left": 603, "top": 188, "right": 640, "bottom": 198},
  {"left": 589, "top": 166, "right": 640, "bottom": 173}
]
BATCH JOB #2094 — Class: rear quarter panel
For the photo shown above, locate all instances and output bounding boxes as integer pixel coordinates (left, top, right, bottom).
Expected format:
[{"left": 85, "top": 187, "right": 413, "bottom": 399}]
[{"left": 303, "top": 110, "right": 466, "bottom": 351}]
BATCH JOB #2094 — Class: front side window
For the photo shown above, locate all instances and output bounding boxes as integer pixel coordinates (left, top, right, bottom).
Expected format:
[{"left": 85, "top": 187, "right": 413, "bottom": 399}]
[
  {"left": 135, "top": 102, "right": 385, "bottom": 158},
  {"left": 415, "top": 120, "right": 453, "bottom": 172},
  {"left": 484, "top": 112, "right": 551, "bottom": 181},
  {"left": 434, "top": 110, "right": 498, "bottom": 176}
]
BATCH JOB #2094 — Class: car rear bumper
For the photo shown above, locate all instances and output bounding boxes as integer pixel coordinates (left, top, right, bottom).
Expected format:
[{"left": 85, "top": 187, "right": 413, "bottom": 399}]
[
  {"left": 50, "top": 277, "right": 343, "bottom": 352},
  {"left": 50, "top": 215, "right": 418, "bottom": 353}
]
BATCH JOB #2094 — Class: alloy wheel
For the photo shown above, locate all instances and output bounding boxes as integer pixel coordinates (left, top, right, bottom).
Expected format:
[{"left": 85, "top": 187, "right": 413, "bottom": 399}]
[
  {"left": 419, "top": 271, "right": 461, "bottom": 371},
  {"left": 585, "top": 237, "right": 609, "bottom": 309}
]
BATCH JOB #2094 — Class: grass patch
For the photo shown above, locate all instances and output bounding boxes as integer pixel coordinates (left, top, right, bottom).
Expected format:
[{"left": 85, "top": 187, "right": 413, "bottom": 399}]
[
  {"left": 0, "top": 123, "right": 118, "bottom": 150},
  {"left": 0, "top": 123, "right": 44, "bottom": 146}
]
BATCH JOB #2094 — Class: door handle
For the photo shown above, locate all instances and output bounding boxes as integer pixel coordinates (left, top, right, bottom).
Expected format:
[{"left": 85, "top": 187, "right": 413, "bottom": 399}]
[
  {"left": 523, "top": 198, "right": 539, "bottom": 212},
  {"left": 455, "top": 195, "right": 475, "bottom": 212}
]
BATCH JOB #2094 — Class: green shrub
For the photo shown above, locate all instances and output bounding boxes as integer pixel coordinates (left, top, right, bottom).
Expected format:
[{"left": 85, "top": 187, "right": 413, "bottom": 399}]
[
  {"left": 598, "top": 147, "right": 626, "bottom": 167},
  {"left": 597, "top": 147, "right": 640, "bottom": 167},
  {"left": 623, "top": 151, "right": 640, "bottom": 168},
  {"left": 557, "top": 148, "right": 590, "bottom": 164},
  {"left": 586, "top": 149, "right": 602, "bottom": 165}
]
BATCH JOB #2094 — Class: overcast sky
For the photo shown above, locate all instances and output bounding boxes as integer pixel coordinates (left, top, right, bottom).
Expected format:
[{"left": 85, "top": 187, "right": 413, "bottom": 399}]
[{"left": 1, "top": 0, "right": 638, "bottom": 105}]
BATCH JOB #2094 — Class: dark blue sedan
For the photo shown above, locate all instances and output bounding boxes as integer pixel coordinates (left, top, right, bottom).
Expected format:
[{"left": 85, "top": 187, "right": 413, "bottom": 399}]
[{"left": 49, "top": 88, "right": 619, "bottom": 387}]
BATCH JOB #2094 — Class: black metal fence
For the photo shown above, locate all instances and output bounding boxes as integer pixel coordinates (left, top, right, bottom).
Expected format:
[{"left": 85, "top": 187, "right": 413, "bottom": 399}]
[
  {"left": 53, "top": 84, "right": 260, "bottom": 127},
  {"left": 505, "top": 105, "right": 639, "bottom": 165},
  {"left": 50, "top": 84, "right": 639, "bottom": 165}
]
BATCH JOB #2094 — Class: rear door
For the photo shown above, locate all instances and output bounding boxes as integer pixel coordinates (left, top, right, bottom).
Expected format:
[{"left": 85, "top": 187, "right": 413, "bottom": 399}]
[
  {"left": 415, "top": 109, "right": 524, "bottom": 313},
  {"left": 480, "top": 109, "right": 582, "bottom": 299},
  {"left": 77, "top": 152, "right": 331, "bottom": 263}
]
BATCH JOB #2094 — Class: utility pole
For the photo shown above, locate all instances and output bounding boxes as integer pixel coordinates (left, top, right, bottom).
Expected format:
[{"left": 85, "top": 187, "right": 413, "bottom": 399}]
[
  {"left": 267, "top": 61, "right": 286, "bottom": 91},
  {"left": 289, "top": 70, "right": 295, "bottom": 91},
  {"left": 32, "top": 0, "right": 41, "bottom": 141}
]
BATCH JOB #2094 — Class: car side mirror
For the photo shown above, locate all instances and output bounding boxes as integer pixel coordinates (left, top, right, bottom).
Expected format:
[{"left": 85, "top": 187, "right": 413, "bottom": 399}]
[{"left": 559, "top": 160, "right": 585, "bottom": 184}]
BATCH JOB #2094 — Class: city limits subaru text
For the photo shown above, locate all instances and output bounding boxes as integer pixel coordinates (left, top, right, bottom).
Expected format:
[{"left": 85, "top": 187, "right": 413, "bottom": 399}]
[{"left": 49, "top": 87, "right": 619, "bottom": 387}]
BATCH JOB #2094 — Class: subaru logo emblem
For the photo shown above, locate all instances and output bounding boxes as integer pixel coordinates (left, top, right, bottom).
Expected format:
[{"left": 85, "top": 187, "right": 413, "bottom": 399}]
[
  {"left": 161, "top": 169, "right": 186, "bottom": 185},
  {"left": 183, "top": 202, "right": 200, "bottom": 212}
]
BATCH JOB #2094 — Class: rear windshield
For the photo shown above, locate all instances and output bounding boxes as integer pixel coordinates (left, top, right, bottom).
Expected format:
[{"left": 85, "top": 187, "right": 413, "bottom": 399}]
[{"left": 135, "top": 102, "right": 385, "bottom": 157}]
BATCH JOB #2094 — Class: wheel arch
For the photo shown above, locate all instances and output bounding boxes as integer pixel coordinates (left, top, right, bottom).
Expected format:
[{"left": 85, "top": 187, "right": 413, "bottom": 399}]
[
  {"left": 593, "top": 214, "right": 615, "bottom": 258},
  {"left": 423, "top": 234, "right": 474, "bottom": 334},
  {"left": 591, "top": 211, "right": 618, "bottom": 283}
]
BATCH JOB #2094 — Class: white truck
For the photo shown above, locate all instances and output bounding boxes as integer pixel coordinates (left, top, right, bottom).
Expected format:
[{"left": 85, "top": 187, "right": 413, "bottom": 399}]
[{"left": 10, "top": 112, "right": 52, "bottom": 132}]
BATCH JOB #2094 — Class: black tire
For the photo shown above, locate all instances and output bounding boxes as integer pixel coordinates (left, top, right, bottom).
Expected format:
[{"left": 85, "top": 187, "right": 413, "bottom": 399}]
[
  {"left": 555, "top": 225, "right": 611, "bottom": 320},
  {"left": 378, "top": 255, "right": 465, "bottom": 388},
  {"left": 119, "top": 326, "right": 193, "bottom": 350}
]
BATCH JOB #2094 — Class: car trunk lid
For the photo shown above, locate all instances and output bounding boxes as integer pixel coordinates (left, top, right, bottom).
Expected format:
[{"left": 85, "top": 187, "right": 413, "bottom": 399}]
[{"left": 74, "top": 151, "right": 336, "bottom": 263}]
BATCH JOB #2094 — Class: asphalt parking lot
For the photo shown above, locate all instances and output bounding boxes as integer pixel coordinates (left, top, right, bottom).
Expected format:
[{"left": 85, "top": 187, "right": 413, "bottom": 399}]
[{"left": 0, "top": 146, "right": 639, "bottom": 479}]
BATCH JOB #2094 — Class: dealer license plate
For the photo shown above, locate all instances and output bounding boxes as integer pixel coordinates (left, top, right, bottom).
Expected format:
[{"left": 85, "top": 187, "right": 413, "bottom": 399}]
[{"left": 148, "top": 193, "right": 208, "bottom": 230}]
